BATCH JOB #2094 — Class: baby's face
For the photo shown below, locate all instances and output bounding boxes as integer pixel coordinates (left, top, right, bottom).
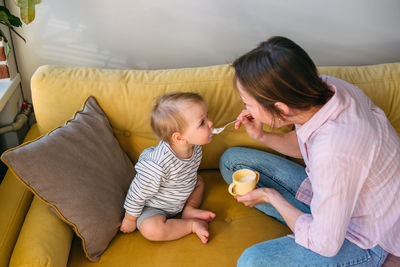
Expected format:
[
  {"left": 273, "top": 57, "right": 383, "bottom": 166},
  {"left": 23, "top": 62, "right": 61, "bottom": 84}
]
[{"left": 181, "top": 101, "right": 214, "bottom": 145}]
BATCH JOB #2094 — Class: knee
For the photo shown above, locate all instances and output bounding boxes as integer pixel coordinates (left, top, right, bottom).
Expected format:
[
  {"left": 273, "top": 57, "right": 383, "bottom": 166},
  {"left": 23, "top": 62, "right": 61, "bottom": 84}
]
[
  {"left": 238, "top": 237, "right": 294, "bottom": 266},
  {"left": 237, "top": 246, "right": 261, "bottom": 267},
  {"left": 219, "top": 147, "right": 254, "bottom": 170},
  {"left": 219, "top": 148, "right": 233, "bottom": 170},
  {"left": 219, "top": 147, "right": 244, "bottom": 183},
  {"left": 139, "top": 217, "right": 166, "bottom": 241}
]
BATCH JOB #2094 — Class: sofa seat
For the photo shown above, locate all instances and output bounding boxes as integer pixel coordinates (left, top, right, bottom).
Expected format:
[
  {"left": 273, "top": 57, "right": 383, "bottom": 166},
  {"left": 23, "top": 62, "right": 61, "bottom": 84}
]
[{"left": 67, "top": 170, "right": 291, "bottom": 266}]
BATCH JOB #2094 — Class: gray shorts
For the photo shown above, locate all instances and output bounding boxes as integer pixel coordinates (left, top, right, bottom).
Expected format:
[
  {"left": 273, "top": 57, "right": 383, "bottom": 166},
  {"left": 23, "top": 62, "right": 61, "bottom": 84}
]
[{"left": 137, "top": 206, "right": 178, "bottom": 229}]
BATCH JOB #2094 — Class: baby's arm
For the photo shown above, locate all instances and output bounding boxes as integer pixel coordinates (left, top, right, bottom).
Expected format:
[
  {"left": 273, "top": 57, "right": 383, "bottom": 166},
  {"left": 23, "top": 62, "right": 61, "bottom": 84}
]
[
  {"left": 121, "top": 159, "right": 164, "bottom": 232},
  {"left": 120, "top": 212, "right": 138, "bottom": 233},
  {"left": 185, "top": 174, "right": 205, "bottom": 208}
]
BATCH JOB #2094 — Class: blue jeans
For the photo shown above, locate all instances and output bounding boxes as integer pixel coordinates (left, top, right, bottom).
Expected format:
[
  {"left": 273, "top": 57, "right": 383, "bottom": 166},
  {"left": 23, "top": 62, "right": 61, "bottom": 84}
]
[{"left": 219, "top": 147, "right": 388, "bottom": 267}]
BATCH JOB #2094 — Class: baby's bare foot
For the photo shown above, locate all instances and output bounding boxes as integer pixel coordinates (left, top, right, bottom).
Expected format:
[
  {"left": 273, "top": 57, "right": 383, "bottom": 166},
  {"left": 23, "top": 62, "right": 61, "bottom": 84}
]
[
  {"left": 192, "top": 220, "right": 209, "bottom": 244},
  {"left": 182, "top": 207, "right": 216, "bottom": 222}
]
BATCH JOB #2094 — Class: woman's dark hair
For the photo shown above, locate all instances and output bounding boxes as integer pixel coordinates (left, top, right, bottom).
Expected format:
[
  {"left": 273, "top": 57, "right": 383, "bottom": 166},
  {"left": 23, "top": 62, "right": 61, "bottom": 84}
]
[{"left": 232, "top": 36, "right": 333, "bottom": 119}]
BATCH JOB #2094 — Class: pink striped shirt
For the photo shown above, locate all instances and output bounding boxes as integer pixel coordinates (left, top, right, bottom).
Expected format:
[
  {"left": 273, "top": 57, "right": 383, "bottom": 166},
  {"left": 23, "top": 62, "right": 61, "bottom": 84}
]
[{"left": 294, "top": 75, "right": 400, "bottom": 257}]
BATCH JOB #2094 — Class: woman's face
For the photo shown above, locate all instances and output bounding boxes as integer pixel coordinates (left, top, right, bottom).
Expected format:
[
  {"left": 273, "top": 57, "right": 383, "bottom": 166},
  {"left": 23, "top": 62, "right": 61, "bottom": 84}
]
[{"left": 236, "top": 80, "right": 286, "bottom": 128}]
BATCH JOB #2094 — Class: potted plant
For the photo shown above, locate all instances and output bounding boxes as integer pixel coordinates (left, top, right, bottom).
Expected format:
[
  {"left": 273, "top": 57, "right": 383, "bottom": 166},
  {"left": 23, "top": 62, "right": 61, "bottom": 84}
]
[
  {"left": 0, "top": 1, "right": 40, "bottom": 79},
  {"left": 0, "top": 5, "right": 23, "bottom": 78}
]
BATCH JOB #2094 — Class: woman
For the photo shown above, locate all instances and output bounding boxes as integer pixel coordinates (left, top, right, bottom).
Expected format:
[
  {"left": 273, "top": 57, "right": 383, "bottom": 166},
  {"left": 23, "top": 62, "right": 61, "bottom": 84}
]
[{"left": 219, "top": 36, "right": 400, "bottom": 266}]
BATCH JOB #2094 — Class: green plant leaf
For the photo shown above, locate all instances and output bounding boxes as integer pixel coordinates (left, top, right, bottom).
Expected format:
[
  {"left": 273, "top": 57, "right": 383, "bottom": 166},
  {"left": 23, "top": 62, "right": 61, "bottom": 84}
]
[
  {"left": 0, "top": 10, "right": 11, "bottom": 26},
  {"left": 0, "top": 6, "right": 22, "bottom": 27},
  {"left": 16, "top": 0, "right": 41, "bottom": 24},
  {"left": 0, "top": 5, "right": 25, "bottom": 43},
  {"left": 0, "top": 5, "right": 25, "bottom": 62},
  {"left": 8, "top": 14, "right": 23, "bottom": 27},
  {"left": 0, "top": 28, "right": 9, "bottom": 43},
  {"left": 0, "top": 28, "right": 11, "bottom": 63}
]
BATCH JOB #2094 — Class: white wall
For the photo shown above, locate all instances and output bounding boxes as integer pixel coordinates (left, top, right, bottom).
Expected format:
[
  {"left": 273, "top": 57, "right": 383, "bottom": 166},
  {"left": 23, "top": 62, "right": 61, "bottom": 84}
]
[{"left": 5, "top": 0, "right": 400, "bottom": 102}]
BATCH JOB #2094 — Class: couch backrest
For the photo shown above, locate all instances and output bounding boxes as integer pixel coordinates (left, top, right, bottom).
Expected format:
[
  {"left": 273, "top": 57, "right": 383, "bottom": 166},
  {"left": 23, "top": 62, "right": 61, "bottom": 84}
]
[
  {"left": 31, "top": 63, "right": 400, "bottom": 169},
  {"left": 318, "top": 63, "right": 400, "bottom": 136}
]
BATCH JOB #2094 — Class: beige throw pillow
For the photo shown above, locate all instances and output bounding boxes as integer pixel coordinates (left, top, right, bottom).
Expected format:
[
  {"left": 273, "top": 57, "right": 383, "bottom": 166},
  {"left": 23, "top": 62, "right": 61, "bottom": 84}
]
[{"left": 1, "top": 96, "right": 135, "bottom": 261}]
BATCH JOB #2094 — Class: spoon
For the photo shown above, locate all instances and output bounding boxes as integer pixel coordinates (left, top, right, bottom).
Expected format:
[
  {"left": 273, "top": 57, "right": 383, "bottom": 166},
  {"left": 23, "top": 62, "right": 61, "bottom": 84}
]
[
  {"left": 212, "top": 120, "right": 237, "bottom": 134},
  {"left": 212, "top": 115, "right": 254, "bottom": 135}
]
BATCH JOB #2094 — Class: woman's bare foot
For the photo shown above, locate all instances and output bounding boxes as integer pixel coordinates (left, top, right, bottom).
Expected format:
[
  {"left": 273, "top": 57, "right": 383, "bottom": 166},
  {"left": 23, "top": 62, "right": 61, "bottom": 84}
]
[
  {"left": 182, "top": 206, "right": 216, "bottom": 222},
  {"left": 192, "top": 220, "right": 210, "bottom": 244}
]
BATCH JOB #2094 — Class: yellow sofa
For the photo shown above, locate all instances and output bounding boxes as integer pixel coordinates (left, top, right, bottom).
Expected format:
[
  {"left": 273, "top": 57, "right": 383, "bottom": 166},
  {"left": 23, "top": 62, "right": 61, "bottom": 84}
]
[{"left": 0, "top": 63, "right": 399, "bottom": 267}]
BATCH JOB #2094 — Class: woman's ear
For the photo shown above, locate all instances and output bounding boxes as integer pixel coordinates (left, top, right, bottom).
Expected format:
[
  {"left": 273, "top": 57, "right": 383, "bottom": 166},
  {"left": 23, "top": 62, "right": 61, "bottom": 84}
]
[
  {"left": 171, "top": 132, "right": 187, "bottom": 144},
  {"left": 274, "top": 102, "right": 290, "bottom": 118}
]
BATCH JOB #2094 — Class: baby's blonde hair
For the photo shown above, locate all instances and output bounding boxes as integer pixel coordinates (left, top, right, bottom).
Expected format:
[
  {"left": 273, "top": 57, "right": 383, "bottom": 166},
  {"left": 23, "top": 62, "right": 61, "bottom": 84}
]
[{"left": 151, "top": 92, "right": 204, "bottom": 142}]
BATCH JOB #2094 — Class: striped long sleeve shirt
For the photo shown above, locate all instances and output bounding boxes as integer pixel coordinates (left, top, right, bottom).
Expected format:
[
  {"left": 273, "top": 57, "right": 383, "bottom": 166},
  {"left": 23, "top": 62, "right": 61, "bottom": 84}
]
[
  {"left": 294, "top": 75, "right": 400, "bottom": 257},
  {"left": 124, "top": 141, "right": 202, "bottom": 217}
]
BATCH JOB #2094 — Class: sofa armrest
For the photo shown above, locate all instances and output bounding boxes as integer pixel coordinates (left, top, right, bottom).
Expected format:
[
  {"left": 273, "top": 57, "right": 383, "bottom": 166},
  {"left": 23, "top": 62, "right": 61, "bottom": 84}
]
[
  {"left": 0, "top": 124, "right": 40, "bottom": 267},
  {"left": 9, "top": 197, "right": 73, "bottom": 267},
  {"left": 0, "top": 123, "right": 73, "bottom": 267},
  {"left": 0, "top": 171, "right": 33, "bottom": 267}
]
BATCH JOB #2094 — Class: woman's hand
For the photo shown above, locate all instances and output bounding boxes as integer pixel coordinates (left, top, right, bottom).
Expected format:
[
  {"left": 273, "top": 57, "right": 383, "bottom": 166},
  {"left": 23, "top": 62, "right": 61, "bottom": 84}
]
[
  {"left": 234, "top": 110, "right": 264, "bottom": 142},
  {"left": 236, "top": 187, "right": 303, "bottom": 233},
  {"left": 235, "top": 187, "right": 278, "bottom": 207}
]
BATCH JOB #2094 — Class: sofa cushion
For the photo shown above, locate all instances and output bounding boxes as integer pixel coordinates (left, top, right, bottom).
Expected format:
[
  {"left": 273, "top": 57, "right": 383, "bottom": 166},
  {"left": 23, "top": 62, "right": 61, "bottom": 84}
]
[
  {"left": 30, "top": 65, "right": 292, "bottom": 169},
  {"left": 318, "top": 63, "right": 400, "bottom": 136},
  {"left": 1, "top": 97, "right": 135, "bottom": 261}
]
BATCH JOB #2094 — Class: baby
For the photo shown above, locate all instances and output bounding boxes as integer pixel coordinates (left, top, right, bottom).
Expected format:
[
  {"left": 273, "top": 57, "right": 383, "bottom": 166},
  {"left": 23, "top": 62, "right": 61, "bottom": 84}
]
[{"left": 120, "top": 92, "right": 216, "bottom": 244}]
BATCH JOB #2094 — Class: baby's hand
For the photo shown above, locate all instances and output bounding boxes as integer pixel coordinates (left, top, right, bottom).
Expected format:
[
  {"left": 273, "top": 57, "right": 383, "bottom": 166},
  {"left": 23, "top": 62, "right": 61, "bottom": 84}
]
[{"left": 120, "top": 212, "right": 138, "bottom": 233}]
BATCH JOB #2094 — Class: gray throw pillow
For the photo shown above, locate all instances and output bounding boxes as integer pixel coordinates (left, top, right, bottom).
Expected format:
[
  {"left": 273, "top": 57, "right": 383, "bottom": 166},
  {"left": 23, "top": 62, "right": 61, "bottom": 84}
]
[{"left": 1, "top": 96, "right": 135, "bottom": 261}]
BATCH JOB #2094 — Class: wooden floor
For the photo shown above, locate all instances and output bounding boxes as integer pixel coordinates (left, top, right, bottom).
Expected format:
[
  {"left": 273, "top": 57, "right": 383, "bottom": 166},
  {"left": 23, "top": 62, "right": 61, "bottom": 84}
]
[{"left": 383, "top": 254, "right": 400, "bottom": 267}]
